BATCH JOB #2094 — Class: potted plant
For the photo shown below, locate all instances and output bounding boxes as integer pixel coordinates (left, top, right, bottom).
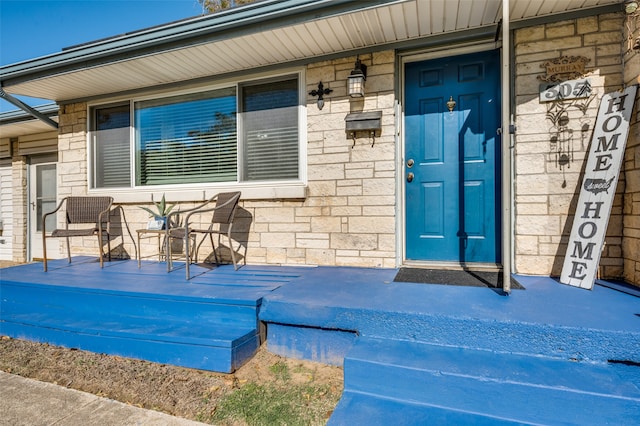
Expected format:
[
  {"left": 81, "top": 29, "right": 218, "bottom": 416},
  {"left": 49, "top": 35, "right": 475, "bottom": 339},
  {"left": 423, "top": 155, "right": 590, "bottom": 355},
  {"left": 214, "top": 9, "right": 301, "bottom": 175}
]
[{"left": 140, "top": 194, "right": 175, "bottom": 230}]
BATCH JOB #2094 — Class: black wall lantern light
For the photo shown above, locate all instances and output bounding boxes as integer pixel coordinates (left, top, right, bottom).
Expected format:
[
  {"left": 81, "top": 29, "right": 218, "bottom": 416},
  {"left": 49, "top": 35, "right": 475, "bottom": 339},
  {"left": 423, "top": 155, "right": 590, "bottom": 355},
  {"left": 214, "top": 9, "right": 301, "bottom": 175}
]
[
  {"left": 309, "top": 81, "right": 333, "bottom": 110},
  {"left": 347, "top": 56, "right": 367, "bottom": 98}
]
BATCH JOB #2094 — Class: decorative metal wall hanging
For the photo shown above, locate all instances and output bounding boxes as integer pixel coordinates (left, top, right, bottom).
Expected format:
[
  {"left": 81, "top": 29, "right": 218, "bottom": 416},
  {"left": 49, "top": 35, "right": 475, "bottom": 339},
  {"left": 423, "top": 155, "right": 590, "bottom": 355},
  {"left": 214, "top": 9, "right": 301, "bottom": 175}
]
[
  {"left": 538, "top": 55, "right": 595, "bottom": 188},
  {"left": 546, "top": 93, "right": 596, "bottom": 188},
  {"left": 538, "top": 56, "right": 590, "bottom": 83},
  {"left": 309, "top": 81, "right": 333, "bottom": 110}
]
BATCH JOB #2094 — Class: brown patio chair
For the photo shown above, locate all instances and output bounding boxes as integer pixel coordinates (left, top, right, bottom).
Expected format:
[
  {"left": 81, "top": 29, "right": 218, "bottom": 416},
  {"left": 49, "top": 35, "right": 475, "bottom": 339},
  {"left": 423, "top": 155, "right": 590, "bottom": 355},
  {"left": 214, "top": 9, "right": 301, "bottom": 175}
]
[
  {"left": 42, "top": 196, "right": 113, "bottom": 272},
  {"left": 166, "top": 191, "right": 241, "bottom": 279}
]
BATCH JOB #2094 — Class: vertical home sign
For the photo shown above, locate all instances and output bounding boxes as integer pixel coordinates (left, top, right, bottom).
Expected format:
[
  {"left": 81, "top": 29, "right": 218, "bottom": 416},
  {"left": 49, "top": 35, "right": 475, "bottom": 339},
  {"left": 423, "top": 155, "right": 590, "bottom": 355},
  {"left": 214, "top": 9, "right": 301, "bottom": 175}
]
[{"left": 560, "top": 85, "right": 637, "bottom": 289}]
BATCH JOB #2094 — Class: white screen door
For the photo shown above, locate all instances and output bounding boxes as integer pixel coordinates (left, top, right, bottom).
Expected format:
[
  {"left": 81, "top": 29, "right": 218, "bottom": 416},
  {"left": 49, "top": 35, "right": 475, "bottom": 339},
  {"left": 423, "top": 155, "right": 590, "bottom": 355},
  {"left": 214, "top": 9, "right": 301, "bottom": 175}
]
[{"left": 29, "top": 161, "right": 59, "bottom": 261}]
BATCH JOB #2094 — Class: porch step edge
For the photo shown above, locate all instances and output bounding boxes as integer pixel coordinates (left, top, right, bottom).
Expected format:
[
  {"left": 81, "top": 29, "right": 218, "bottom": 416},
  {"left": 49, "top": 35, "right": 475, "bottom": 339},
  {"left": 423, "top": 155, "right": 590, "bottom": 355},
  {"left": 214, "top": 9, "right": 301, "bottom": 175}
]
[
  {"left": 328, "top": 391, "right": 527, "bottom": 426},
  {"left": 1, "top": 310, "right": 257, "bottom": 348},
  {"left": 340, "top": 337, "right": 640, "bottom": 425},
  {"left": 0, "top": 320, "right": 259, "bottom": 373}
]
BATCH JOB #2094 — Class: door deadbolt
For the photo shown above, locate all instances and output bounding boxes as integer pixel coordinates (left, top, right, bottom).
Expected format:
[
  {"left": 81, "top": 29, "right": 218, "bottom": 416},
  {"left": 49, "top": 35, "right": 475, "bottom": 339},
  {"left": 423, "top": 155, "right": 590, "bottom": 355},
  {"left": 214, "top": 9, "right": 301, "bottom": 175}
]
[
  {"left": 406, "top": 159, "right": 414, "bottom": 168},
  {"left": 407, "top": 172, "right": 414, "bottom": 183}
]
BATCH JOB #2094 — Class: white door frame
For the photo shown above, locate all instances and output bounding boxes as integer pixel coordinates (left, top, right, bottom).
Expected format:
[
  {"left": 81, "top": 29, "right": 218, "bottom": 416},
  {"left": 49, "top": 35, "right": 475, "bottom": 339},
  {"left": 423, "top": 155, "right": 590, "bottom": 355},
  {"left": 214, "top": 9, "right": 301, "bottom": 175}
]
[{"left": 397, "top": 41, "right": 500, "bottom": 269}]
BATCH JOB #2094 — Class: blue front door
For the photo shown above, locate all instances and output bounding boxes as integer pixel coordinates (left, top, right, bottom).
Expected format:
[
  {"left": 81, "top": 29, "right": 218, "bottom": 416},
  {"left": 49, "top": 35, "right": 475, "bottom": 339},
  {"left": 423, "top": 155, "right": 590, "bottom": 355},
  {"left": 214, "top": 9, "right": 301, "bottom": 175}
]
[{"left": 404, "top": 50, "right": 501, "bottom": 263}]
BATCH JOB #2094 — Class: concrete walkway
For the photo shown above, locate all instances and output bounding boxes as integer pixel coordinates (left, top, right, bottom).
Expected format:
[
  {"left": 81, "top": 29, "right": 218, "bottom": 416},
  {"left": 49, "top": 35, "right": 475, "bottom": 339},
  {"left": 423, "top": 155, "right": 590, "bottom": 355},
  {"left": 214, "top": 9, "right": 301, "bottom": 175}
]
[{"left": 0, "top": 372, "right": 207, "bottom": 426}]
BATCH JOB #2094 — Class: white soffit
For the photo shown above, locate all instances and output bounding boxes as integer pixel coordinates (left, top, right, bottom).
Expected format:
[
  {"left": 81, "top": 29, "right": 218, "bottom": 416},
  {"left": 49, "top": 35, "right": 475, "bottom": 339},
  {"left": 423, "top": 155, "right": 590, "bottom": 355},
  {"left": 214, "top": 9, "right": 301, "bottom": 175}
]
[
  {"left": 1, "top": 0, "right": 622, "bottom": 102},
  {"left": 0, "top": 119, "right": 58, "bottom": 139}
]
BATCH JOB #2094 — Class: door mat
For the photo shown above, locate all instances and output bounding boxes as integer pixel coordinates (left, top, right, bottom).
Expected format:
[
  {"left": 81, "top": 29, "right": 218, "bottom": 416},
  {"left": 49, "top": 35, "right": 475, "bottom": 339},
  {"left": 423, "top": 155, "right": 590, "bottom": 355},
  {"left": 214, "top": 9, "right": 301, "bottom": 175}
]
[{"left": 393, "top": 268, "right": 525, "bottom": 290}]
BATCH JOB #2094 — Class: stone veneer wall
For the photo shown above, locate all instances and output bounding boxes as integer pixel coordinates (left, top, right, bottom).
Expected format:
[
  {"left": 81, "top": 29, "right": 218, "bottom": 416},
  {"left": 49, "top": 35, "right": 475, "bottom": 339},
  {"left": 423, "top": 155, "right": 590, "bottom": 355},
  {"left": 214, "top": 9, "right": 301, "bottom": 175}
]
[
  {"left": 513, "top": 12, "right": 625, "bottom": 278},
  {"left": 11, "top": 140, "right": 27, "bottom": 263},
  {"left": 56, "top": 52, "right": 397, "bottom": 268},
  {"left": 246, "top": 52, "right": 396, "bottom": 267},
  {"left": 55, "top": 103, "right": 96, "bottom": 257},
  {"left": 623, "top": 11, "right": 640, "bottom": 286}
]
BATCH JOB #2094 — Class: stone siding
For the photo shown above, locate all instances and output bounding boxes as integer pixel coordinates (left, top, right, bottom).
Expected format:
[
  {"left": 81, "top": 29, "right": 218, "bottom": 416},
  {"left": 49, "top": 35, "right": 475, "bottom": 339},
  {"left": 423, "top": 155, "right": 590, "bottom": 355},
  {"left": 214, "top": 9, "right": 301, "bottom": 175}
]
[
  {"left": 623, "top": 10, "right": 640, "bottom": 286},
  {"left": 11, "top": 141, "right": 27, "bottom": 263},
  {"left": 56, "top": 52, "right": 397, "bottom": 268},
  {"left": 513, "top": 12, "right": 626, "bottom": 278}
]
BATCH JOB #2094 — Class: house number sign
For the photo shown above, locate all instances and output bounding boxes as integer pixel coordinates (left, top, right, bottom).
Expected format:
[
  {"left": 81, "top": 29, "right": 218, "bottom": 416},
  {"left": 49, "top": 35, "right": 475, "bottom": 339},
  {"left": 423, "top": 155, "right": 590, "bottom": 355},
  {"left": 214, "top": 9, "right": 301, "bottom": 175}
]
[
  {"left": 539, "top": 78, "right": 592, "bottom": 102},
  {"left": 560, "top": 85, "right": 637, "bottom": 290},
  {"left": 538, "top": 56, "right": 590, "bottom": 82}
]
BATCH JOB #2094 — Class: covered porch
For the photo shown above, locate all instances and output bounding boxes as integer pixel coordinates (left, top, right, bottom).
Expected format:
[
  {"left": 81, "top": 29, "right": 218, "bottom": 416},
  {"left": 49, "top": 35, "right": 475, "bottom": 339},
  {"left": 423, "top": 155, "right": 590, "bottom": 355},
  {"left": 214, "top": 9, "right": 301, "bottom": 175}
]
[{"left": 1, "top": 258, "right": 639, "bottom": 424}]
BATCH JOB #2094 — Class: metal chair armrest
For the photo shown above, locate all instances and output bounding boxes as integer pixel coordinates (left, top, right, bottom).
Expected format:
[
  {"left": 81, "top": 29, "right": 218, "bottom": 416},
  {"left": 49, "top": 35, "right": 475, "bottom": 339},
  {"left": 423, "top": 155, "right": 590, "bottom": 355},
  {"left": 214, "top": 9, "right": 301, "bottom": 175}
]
[
  {"left": 98, "top": 203, "right": 113, "bottom": 232},
  {"left": 42, "top": 197, "right": 68, "bottom": 231},
  {"left": 183, "top": 195, "right": 238, "bottom": 222}
]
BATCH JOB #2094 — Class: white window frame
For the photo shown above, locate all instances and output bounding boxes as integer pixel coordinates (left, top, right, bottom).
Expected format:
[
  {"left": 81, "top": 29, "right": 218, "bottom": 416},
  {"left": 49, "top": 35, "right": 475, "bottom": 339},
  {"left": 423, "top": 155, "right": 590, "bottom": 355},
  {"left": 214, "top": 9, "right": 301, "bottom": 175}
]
[{"left": 87, "top": 69, "right": 307, "bottom": 202}]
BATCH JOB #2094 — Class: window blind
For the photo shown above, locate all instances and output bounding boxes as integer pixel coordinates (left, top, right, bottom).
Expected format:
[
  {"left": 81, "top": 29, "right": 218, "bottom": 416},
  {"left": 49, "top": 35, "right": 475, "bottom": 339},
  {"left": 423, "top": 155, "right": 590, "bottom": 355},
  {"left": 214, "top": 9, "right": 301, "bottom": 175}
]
[
  {"left": 135, "top": 88, "right": 237, "bottom": 186},
  {"left": 243, "top": 109, "right": 298, "bottom": 181},
  {"left": 241, "top": 78, "right": 299, "bottom": 181},
  {"left": 93, "top": 104, "right": 131, "bottom": 188}
]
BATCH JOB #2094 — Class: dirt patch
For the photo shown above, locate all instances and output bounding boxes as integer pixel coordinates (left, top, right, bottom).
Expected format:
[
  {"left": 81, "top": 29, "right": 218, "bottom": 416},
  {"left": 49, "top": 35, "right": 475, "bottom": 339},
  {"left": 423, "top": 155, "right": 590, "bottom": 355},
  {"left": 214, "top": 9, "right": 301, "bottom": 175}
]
[{"left": 0, "top": 336, "right": 343, "bottom": 425}]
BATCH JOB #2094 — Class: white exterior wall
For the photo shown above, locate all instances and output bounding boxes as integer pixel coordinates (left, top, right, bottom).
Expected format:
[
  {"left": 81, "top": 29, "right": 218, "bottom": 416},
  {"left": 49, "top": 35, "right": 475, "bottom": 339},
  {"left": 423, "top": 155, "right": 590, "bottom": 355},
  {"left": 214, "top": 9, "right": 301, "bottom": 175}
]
[{"left": 0, "top": 158, "right": 13, "bottom": 260}]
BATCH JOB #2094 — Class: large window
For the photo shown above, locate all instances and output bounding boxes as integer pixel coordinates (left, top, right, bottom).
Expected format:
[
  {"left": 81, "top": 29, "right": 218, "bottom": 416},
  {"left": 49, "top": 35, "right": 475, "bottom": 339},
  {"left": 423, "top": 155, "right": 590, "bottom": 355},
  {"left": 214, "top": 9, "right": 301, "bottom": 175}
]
[{"left": 90, "top": 75, "right": 300, "bottom": 190}]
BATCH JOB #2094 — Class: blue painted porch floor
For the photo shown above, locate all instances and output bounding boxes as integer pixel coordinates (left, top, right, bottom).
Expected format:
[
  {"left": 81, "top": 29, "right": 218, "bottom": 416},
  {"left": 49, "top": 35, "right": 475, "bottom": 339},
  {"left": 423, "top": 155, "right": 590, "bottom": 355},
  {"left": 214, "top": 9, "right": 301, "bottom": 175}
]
[{"left": 2, "top": 258, "right": 640, "bottom": 424}]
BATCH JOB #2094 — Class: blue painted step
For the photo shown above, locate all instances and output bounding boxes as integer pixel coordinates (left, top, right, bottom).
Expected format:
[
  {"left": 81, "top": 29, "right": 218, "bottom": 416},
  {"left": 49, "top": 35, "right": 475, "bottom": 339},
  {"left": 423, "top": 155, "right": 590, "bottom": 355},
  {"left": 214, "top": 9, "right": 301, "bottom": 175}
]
[
  {"left": 0, "top": 261, "right": 278, "bottom": 373},
  {"left": 329, "top": 392, "right": 527, "bottom": 426},
  {"left": 2, "top": 281, "right": 260, "bottom": 330},
  {"left": 330, "top": 337, "right": 640, "bottom": 425},
  {"left": 260, "top": 271, "right": 640, "bottom": 364},
  {"left": 1, "top": 319, "right": 257, "bottom": 373}
]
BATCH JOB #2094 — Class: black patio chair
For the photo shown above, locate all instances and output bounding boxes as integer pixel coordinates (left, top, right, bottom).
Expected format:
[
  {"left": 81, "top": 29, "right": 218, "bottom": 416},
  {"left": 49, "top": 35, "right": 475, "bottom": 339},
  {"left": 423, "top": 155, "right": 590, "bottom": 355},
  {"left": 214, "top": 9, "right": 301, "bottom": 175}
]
[
  {"left": 42, "top": 196, "right": 113, "bottom": 272},
  {"left": 166, "top": 191, "right": 242, "bottom": 279}
]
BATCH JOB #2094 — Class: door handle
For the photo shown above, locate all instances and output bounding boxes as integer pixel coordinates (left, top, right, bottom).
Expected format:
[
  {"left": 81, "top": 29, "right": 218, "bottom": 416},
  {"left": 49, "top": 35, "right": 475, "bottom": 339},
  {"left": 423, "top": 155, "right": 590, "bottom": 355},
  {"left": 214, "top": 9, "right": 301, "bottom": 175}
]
[{"left": 407, "top": 172, "right": 414, "bottom": 183}]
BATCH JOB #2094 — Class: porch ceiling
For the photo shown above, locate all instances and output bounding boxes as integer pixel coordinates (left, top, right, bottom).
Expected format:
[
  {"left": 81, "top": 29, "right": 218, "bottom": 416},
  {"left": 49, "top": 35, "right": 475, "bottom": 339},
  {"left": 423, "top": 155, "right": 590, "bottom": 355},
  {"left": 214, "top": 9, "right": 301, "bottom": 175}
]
[{"left": 0, "top": 0, "right": 624, "bottom": 105}]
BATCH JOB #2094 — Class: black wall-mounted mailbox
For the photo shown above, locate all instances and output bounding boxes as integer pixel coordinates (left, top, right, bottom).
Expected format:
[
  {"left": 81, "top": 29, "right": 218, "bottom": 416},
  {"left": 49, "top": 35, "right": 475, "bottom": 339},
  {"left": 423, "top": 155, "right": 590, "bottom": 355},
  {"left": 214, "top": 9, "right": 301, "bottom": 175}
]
[{"left": 345, "top": 111, "right": 382, "bottom": 147}]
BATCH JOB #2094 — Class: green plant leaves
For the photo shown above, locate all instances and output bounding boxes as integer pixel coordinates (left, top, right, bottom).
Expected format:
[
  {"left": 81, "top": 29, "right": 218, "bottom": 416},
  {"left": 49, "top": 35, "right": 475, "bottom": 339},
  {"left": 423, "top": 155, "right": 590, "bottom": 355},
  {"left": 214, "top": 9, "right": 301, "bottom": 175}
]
[{"left": 139, "top": 194, "right": 175, "bottom": 217}]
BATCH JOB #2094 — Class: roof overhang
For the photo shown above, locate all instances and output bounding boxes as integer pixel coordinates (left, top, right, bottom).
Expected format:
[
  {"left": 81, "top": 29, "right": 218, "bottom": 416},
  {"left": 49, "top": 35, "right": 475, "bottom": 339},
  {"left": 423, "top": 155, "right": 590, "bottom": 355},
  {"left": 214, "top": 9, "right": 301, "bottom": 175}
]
[
  {"left": 0, "top": 0, "right": 624, "bottom": 107},
  {"left": 0, "top": 104, "right": 59, "bottom": 138}
]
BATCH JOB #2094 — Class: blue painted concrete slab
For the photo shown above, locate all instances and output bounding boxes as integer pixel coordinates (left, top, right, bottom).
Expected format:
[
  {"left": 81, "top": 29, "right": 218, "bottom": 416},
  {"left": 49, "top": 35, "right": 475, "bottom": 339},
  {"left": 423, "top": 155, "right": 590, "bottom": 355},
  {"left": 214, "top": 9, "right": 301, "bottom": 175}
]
[{"left": 259, "top": 268, "right": 640, "bottom": 362}]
